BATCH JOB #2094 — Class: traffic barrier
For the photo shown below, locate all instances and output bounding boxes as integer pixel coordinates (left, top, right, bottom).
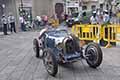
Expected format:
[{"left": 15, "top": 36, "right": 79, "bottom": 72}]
[
  {"left": 72, "top": 24, "right": 120, "bottom": 48},
  {"left": 103, "top": 25, "right": 120, "bottom": 48},
  {"left": 72, "top": 24, "right": 101, "bottom": 43}
]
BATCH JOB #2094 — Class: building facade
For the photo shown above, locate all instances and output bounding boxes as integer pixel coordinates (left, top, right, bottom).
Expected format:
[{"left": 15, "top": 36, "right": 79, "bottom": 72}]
[
  {"left": 0, "top": 0, "right": 118, "bottom": 31},
  {"left": 0, "top": 0, "right": 17, "bottom": 31},
  {"left": 0, "top": 0, "right": 33, "bottom": 31},
  {"left": 65, "top": 0, "right": 80, "bottom": 14},
  {"left": 32, "top": 0, "right": 64, "bottom": 18}
]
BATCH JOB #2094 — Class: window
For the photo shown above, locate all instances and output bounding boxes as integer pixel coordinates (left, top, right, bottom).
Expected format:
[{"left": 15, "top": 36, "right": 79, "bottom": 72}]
[
  {"left": 106, "top": 4, "right": 109, "bottom": 10},
  {"left": 91, "top": 5, "right": 96, "bottom": 10},
  {"left": 82, "top": 6, "right": 87, "bottom": 10},
  {"left": 100, "top": 4, "right": 103, "bottom": 9}
]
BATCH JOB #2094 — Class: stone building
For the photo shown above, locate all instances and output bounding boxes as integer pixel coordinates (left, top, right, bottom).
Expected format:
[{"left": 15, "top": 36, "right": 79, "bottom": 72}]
[
  {"left": 0, "top": 0, "right": 32, "bottom": 31},
  {"left": 0, "top": 0, "right": 117, "bottom": 31},
  {"left": 32, "top": 0, "right": 109, "bottom": 17},
  {"left": 0, "top": 0, "right": 17, "bottom": 31},
  {"left": 32, "top": 0, "right": 64, "bottom": 17},
  {"left": 80, "top": 0, "right": 104, "bottom": 11}
]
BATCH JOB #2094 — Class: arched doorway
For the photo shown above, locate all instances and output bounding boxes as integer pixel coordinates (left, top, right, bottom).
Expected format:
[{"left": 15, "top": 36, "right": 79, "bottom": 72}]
[{"left": 55, "top": 3, "right": 64, "bottom": 23}]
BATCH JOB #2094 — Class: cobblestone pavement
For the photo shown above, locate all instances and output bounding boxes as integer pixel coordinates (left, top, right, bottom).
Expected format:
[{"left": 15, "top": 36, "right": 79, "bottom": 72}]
[{"left": 0, "top": 31, "right": 120, "bottom": 80}]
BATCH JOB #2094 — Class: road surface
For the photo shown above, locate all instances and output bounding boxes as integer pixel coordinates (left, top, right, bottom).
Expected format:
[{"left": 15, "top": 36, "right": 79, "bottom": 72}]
[{"left": 0, "top": 31, "right": 120, "bottom": 80}]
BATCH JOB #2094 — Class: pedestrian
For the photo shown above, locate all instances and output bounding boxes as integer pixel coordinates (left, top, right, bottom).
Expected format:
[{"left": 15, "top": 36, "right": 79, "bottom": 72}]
[
  {"left": 8, "top": 13, "right": 16, "bottom": 33},
  {"left": 90, "top": 11, "right": 99, "bottom": 38},
  {"left": 36, "top": 16, "right": 42, "bottom": 26},
  {"left": 81, "top": 12, "right": 90, "bottom": 24},
  {"left": 80, "top": 12, "right": 91, "bottom": 45},
  {"left": 1, "top": 14, "right": 8, "bottom": 35},
  {"left": 43, "top": 15, "right": 48, "bottom": 26},
  {"left": 103, "top": 10, "right": 116, "bottom": 46},
  {"left": 19, "top": 15, "right": 26, "bottom": 31},
  {"left": 96, "top": 9, "right": 103, "bottom": 24},
  {"left": 90, "top": 11, "right": 98, "bottom": 24},
  {"left": 100, "top": 10, "right": 115, "bottom": 46},
  {"left": 116, "top": 10, "right": 120, "bottom": 24},
  {"left": 103, "top": 10, "right": 110, "bottom": 25}
]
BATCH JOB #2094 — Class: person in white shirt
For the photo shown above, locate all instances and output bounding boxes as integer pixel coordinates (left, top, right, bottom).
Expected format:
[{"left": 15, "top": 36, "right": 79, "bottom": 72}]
[
  {"left": 103, "top": 10, "right": 110, "bottom": 24},
  {"left": 36, "top": 16, "right": 41, "bottom": 22},
  {"left": 96, "top": 10, "right": 103, "bottom": 24},
  {"left": 19, "top": 16, "right": 26, "bottom": 31},
  {"left": 90, "top": 11, "right": 98, "bottom": 24},
  {"left": 90, "top": 11, "right": 99, "bottom": 38},
  {"left": 1, "top": 14, "right": 8, "bottom": 35},
  {"left": 8, "top": 13, "right": 16, "bottom": 33},
  {"left": 36, "top": 16, "right": 41, "bottom": 27}
]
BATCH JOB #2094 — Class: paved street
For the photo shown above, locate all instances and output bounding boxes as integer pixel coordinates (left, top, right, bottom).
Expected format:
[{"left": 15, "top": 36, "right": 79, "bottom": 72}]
[{"left": 0, "top": 31, "right": 120, "bottom": 80}]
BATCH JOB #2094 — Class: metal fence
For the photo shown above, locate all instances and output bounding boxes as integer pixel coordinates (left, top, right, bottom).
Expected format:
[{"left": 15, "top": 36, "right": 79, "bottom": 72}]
[{"left": 72, "top": 24, "right": 120, "bottom": 48}]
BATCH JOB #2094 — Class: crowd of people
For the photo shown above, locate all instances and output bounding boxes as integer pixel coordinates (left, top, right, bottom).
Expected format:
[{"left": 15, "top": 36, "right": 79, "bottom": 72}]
[
  {"left": 63, "top": 9, "right": 120, "bottom": 26},
  {"left": 1, "top": 13, "right": 16, "bottom": 35},
  {"left": 32, "top": 15, "right": 49, "bottom": 29},
  {"left": 1, "top": 13, "right": 33, "bottom": 35},
  {"left": 90, "top": 10, "right": 110, "bottom": 25},
  {"left": 1, "top": 8, "right": 120, "bottom": 36}
]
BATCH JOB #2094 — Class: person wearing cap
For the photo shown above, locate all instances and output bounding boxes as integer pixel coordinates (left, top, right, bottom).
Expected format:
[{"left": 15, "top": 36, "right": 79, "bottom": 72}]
[
  {"left": 42, "top": 15, "right": 48, "bottom": 26},
  {"left": 1, "top": 15, "right": 8, "bottom": 35},
  {"left": 96, "top": 9, "right": 103, "bottom": 24},
  {"left": 100, "top": 10, "right": 110, "bottom": 46},
  {"left": 90, "top": 11, "right": 99, "bottom": 40},
  {"left": 90, "top": 11, "right": 98, "bottom": 24},
  {"left": 81, "top": 12, "right": 89, "bottom": 24},
  {"left": 103, "top": 10, "right": 110, "bottom": 25},
  {"left": 8, "top": 13, "right": 16, "bottom": 33}
]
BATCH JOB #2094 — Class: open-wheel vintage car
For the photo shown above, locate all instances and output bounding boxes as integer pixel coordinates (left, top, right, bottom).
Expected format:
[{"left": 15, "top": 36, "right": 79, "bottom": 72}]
[{"left": 33, "top": 27, "right": 103, "bottom": 77}]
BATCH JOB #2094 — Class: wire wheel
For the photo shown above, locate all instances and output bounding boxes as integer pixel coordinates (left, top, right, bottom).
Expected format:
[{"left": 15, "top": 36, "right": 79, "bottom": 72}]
[
  {"left": 33, "top": 39, "right": 39, "bottom": 58},
  {"left": 43, "top": 48, "right": 58, "bottom": 76},
  {"left": 85, "top": 42, "right": 103, "bottom": 68}
]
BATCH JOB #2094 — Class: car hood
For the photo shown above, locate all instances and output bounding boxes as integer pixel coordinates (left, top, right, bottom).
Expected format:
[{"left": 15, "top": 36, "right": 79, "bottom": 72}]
[{"left": 47, "top": 36, "right": 65, "bottom": 45}]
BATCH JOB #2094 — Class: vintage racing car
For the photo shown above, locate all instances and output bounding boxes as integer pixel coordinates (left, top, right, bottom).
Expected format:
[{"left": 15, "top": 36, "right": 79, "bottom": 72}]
[{"left": 33, "top": 27, "right": 103, "bottom": 76}]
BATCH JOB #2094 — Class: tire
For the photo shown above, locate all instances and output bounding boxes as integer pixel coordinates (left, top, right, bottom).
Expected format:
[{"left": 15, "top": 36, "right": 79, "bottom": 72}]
[
  {"left": 85, "top": 42, "right": 103, "bottom": 68},
  {"left": 33, "top": 39, "right": 39, "bottom": 58},
  {"left": 43, "top": 48, "right": 58, "bottom": 76}
]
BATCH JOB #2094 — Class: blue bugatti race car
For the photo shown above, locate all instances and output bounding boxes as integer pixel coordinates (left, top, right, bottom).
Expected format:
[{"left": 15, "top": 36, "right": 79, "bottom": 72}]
[{"left": 33, "top": 27, "right": 103, "bottom": 76}]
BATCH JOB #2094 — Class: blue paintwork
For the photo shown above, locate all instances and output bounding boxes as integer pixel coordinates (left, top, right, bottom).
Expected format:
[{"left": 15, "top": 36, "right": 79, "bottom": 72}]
[{"left": 43, "top": 29, "right": 81, "bottom": 63}]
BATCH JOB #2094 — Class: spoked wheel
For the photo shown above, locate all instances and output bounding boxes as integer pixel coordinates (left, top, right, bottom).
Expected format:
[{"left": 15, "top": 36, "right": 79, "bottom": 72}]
[
  {"left": 43, "top": 48, "right": 58, "bottom": 76},
  {"left": 33, "top": 39, "right": 40, "bottom": 58},
  {"left": 85, "top": 42, "right": 103, "bottom": 68},
  {"left": 33, "top": 39, "right": 44, "bottom": 58}
]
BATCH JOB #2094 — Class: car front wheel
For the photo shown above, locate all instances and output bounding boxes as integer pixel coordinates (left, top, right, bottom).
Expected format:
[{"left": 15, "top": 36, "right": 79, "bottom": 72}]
[
  {"left": 85, "top": 42, "right": 103, "bottom": 68},
  {"left": 43, "top": 48, "right": 58, "bottom": 76},
  {"left": 33, "top": 39, "right": 40, "bottom": 58}
]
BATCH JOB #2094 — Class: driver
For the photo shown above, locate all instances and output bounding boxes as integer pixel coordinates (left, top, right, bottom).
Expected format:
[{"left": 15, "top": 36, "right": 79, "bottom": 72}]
[{"left": 38, "top": 25, "right": 53, "bottom": 39}]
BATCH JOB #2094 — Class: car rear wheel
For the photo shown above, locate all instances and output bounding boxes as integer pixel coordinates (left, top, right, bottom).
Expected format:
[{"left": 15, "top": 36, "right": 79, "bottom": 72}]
[
  {"left": 85, "top": 42, "right": 103, "bottom": 68},
  {"left": 43, "top": 48, "right": 58, "bottom": 76}
]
